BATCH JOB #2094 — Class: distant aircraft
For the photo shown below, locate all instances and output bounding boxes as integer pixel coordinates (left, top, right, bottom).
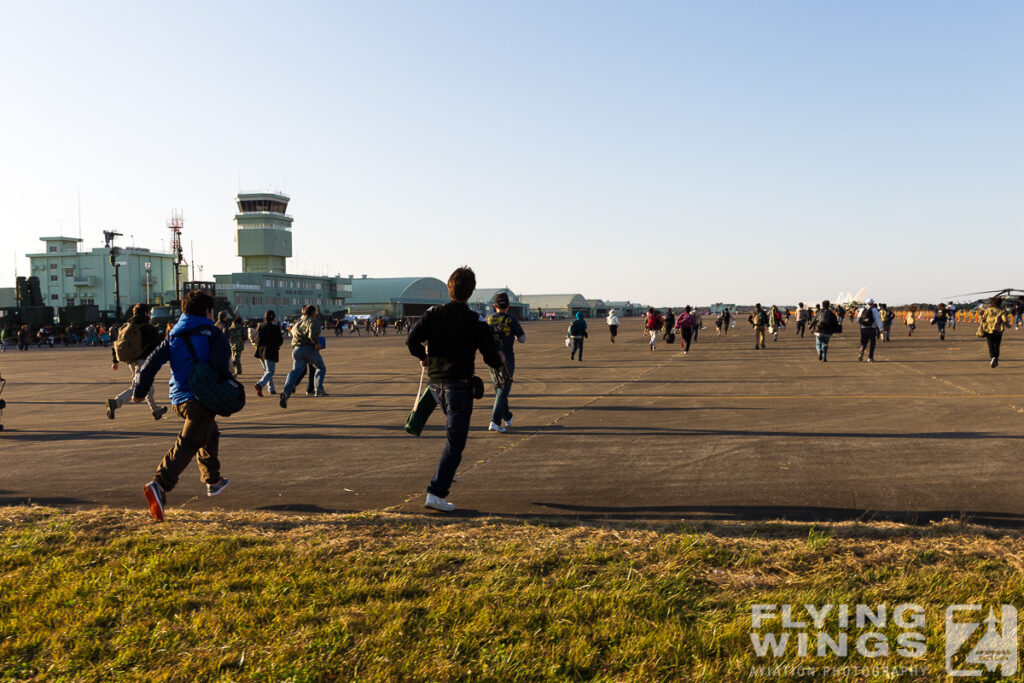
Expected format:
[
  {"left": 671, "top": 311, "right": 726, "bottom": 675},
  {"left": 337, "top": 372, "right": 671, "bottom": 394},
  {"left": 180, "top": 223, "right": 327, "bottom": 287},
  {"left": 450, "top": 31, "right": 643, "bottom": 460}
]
[{"left": 835, "top": 286, "right": 869, "bottom": 306}]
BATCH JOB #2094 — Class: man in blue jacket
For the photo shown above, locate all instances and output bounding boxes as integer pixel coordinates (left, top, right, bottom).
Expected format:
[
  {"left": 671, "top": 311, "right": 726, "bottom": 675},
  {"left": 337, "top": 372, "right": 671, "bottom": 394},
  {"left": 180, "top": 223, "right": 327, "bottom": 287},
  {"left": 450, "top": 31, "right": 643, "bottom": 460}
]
[{"left": 133, "top": 289, "right": 232, "bottom": 521}]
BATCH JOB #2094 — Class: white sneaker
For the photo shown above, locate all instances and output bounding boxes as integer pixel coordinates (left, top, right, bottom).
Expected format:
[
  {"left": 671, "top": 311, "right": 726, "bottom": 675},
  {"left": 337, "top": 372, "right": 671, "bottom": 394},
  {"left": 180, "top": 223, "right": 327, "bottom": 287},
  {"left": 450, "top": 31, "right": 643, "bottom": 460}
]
[
  {"left": 488, "top": 421, "right": 506, "bottom": 433},
  {"left": 425, "top": 493, "right": 454, "bottom": 512},
  {"left": 504, "top": 417, "right": 513, "bottom": 428}
]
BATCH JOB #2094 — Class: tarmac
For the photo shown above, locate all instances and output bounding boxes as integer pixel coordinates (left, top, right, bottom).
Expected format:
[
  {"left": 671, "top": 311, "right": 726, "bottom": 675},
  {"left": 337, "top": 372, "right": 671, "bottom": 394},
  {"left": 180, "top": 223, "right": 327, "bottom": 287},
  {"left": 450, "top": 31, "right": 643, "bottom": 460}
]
[{"left": 1, "top": 318, "right": 1022, "bottom": 525}]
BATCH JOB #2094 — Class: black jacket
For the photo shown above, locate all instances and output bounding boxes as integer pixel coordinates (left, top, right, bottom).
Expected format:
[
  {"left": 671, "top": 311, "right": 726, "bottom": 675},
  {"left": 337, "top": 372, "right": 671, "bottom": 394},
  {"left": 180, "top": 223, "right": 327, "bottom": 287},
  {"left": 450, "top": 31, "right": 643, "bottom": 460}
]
[
  {"left": 111, "top": 315, "right": 161, "bottom": 363},
  {"left": 407, "top": 302, "right": 502, "bottom": 382},
  {"left": 255, "top": 322, "right": 284, "bottom": 363}
]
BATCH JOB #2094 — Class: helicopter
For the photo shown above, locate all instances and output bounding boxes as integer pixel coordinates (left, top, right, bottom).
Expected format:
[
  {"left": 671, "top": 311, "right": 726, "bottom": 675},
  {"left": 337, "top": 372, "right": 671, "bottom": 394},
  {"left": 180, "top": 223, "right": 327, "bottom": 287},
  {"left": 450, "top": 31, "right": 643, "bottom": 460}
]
[{"left": 944, "top": 288, "right": 1024, "bottom": 309}]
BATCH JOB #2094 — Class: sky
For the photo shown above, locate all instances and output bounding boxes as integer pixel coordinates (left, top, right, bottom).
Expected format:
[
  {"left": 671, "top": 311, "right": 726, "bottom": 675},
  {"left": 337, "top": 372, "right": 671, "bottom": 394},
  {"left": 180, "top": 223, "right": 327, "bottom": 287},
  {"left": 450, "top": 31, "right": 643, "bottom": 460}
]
[{"left": 1, "top": 1, "right": 1021, "bottom": 307}]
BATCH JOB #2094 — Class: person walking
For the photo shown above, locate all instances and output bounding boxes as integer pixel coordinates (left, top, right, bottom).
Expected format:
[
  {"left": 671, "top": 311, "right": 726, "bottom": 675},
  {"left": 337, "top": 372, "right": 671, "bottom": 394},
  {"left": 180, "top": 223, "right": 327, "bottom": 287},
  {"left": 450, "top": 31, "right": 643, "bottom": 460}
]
[
  {"left": 406, "top": 266, "right": 504, "bottom": 512},
  {"left": 978, "top": 296, "right": 1013, "bottom": 368},
  {"left": 748, "top": 304, "right": 768, "bottom": 349},
  {"left": 568, "top": 312, "right": 588, "bottom": 361},
  {"left": 486, "top": 291, "right": 525, "bottom": 433},
  {"left": 133, "top": 289, "right": 232, "bottom": 522},
  {"left": 810, "top": 300, "right": 840, "bottom": 362},
  {"left": 254, "top": 310, "right": 283, "bottom": 397},
  {"left": 228, "top": 317, "right": 246, "bottom": 376},
  {"left": 692, "top": 310, "right": 703, "bottom": 342},
  {"left": 856, "top": 299, "right": 883, "bottom": 362},
  {"left": 606, "top": 309, "right": 619, "bottom": 342},
  {"left": 279, "top": 305, "right": 327, "bottom": 406},
  {"left": 106, "top": 303, "right": 168, "bottom": 421},
  {"left": 769, "top": 305, "right": 784, "bottom": 341}
]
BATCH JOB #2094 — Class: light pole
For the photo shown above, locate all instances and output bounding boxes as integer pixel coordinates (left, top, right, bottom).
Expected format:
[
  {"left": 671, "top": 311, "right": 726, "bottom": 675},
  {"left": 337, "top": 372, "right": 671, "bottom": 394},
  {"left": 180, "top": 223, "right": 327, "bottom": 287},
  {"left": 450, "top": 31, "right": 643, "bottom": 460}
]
[
  {"left": 103, "top": 230, "right": 123, "bottom": 321},
  {"left": 145, "top": 261, "right": 152, "bottom": 305}
]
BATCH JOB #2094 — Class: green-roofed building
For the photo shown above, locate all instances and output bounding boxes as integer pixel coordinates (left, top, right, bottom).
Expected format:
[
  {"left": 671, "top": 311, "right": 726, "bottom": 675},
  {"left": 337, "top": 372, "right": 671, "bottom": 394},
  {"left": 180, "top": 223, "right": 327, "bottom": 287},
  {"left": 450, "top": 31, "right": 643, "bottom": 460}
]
[
  {"left": 469, "top": 288, "right": 529, "bottom": 320},
  {"left": 518, "top": 294, "right": 590, "bottom": 319},
  {"left": 346, "top": 276, "right": 449, "bottom": 318}
]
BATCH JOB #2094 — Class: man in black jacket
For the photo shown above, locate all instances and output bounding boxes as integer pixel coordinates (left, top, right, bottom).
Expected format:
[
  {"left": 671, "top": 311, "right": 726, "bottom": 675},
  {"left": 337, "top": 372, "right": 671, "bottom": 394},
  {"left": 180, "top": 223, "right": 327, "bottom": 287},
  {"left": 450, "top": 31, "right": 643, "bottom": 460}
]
[
  {"left": 106, "top": 303, "right": 167, "bottom": 420},
  {"left": 407, "top": 266, "right": 504, "bottom": 512}
]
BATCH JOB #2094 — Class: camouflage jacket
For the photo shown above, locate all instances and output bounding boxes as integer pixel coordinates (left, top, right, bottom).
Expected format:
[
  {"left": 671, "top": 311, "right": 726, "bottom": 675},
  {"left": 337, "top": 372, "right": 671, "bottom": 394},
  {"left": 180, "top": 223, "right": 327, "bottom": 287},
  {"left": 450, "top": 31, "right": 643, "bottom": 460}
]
[
  {"left": 227, "top": 323, "right": 247, "bottom": 349},
  {"left": 979, "top": 307, "right": 1013, "bottom": 335}
]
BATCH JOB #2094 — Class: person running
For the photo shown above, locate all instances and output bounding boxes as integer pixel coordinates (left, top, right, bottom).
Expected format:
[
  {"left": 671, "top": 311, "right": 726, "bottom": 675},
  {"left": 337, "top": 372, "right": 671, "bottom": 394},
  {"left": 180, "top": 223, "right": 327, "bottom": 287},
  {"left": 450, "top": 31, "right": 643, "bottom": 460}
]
[
  {"left": 931, "top": 303, "right": 948, "bottom": 341},
  {"left": 106, "top": 303, "right": 168, "bottom": 421},
  {"left": 254, "top": 310, "right": 283, "bottom": 397},
  {"left": 228, "top": 317, "right": 246, "bottom": 375},
  {"left": 947, "top": 302, "right": 958, "bottom": 330},
  {"left": 978, "top": 296, "right": 1013, "bottom": 368},
  {"left": 486, "top": 291, "right": 525, "bottom": 433},
  {"left": 810, "top": 300, "right": 840, "bottom": 361},
  {"left": 748, "top": 304, "right": 768, "bottom": 349},
  {"left": 568, "top": 312, "right": 588, "bottom": 361},
  {"left": 134, "top": 289, "right": 232, "bottom": 522},
  {"left": 663, "top": 308, "right": 676, "bottom": 345},
  {"left": 716, "top": 308, "right": 731, "bottom": 336},
  {"left": 406, "top": 266, "right": 504, "bottom": 512},
  {"left": 279, "top": 305, "right": 327, "bottom": 406},
  {"left": 675, "top": 306, "right": 696, "bottom": 354},
  {"left": 906, "top": 308, "right": 917, "bottom": 336},
  {"left": 879, "top": 303, "right": 894, "bottom": 342},
  {"left": 856, "top": 299, "right": 883, "bottom": 362},
  {"left": 215, "top": 311, "right": 231, "bottom": 335},
  {"left": 606, "top": 309, "right": 619, "bottom": 342},
  {"left": 644, "top": 307, "right": 663, "bottom": 351},
  {"left": 769, "top": 305, "right": 784, "bottom": 341},
  {"left": 794, "top": 303, "right": 809, "bottom": 338}
]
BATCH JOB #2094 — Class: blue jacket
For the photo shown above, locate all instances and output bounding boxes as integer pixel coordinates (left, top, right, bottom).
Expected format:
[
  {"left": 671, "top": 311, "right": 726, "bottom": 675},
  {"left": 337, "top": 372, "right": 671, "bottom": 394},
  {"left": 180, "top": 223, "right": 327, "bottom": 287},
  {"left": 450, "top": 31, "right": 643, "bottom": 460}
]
[{"left": 135, "top": 314, "right": 233, "bottom": 405}]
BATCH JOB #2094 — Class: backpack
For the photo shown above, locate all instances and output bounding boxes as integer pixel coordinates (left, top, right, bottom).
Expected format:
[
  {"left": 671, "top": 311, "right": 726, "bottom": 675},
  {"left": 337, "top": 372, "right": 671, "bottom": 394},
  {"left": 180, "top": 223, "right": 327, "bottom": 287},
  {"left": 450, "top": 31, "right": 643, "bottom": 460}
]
[
  {"left": 858, "top": 308, "right": 873, "bottom": 327},
  {"left": 754, "top": 310, "right": 768, "bottom": 326},
  {"left": 488, "top": 312, "right": 513, "bottom": 338},
  {"left": 182, "top": 329, "right": 246, "bottom": 417},
  {"left": 113, "top": 321, "right": 143, "bottom": 362},
  {"left": 648, "top": 314, "right": 663, "bottom": 331},
  {"left": 569, "top": 319, "right": 586, "bottom": 336}
]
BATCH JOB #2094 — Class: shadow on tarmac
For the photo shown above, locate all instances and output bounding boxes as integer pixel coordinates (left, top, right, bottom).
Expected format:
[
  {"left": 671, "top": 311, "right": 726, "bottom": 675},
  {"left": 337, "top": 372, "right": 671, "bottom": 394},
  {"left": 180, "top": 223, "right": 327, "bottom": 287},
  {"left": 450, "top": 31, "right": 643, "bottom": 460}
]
[{"left": 530, "top": 503, "right": 1024, "bottom": 529}]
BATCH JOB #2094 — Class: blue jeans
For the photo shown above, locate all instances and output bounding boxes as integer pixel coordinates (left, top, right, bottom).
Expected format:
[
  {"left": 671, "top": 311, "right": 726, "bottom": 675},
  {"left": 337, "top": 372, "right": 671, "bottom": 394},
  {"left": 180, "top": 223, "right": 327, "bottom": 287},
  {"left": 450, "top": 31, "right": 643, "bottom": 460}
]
[
  {"left": 428, "top": 380, "right": 473, "bottom": 498},
  {"left": 570, "top": 337, "right": 584, "bottom": 359},
  {"left": 256, "top": 359, "right": 276, "bottom": 392},
  {"left": 283, "top": 345, "right": 325, "bottom": 395},
  {"left": 815, "top": 334, "right": 831, "bottom": 359},
  {"left": 490, "top": 357, "right": 515, "bottom": 425}
]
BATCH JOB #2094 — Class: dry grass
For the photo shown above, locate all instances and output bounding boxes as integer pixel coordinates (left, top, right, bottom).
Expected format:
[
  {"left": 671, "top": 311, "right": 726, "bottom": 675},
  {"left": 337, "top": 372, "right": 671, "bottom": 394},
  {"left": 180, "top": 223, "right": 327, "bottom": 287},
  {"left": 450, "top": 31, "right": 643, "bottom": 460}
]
[{"left": 2, "top": 506, "right": 1024, "bottom": 681}]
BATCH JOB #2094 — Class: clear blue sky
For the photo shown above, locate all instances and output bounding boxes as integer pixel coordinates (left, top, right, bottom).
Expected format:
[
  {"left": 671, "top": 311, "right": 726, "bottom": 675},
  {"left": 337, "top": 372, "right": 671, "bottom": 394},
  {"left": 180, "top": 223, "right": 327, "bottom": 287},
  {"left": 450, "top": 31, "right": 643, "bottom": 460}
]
[{"left": 2, "top": 1, "right": 1021, "bottom": 306}]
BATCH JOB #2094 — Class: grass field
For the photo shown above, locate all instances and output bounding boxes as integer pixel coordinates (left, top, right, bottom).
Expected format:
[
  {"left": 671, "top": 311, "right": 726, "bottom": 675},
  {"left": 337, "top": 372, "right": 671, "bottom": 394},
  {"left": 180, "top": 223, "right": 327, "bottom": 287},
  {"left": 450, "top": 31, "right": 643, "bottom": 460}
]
[{"left": 3, "top": 507, "right": 1023, "bottom": 681}]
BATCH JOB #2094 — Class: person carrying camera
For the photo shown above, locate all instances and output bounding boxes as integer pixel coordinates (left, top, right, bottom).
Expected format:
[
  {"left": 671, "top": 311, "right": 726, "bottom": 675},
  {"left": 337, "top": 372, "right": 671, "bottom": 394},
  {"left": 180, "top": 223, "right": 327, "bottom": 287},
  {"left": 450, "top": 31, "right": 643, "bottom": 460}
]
[{"left": 407, "top": 266, "right": 504, "bottom": 512}]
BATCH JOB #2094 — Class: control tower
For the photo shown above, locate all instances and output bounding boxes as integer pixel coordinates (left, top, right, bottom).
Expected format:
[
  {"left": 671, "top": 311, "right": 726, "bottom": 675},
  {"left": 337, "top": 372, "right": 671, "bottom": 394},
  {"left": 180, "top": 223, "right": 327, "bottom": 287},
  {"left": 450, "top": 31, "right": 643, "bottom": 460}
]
[{"left": 234, "top": 192, "right": 293, "bottom": 273}]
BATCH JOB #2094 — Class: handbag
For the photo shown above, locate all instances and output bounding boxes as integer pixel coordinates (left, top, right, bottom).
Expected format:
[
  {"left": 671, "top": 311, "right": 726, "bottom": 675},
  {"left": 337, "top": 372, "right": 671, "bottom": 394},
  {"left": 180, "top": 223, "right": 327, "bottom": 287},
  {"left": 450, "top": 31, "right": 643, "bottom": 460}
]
[
  {"left": 183, "top": 330, "right": 246, "bottom": 417},
  {"left": 404, "top": 367, "right": 436, "bottom": 436},
  {"left": 565, "top": 337, "right": 571, "bottom": 347}
]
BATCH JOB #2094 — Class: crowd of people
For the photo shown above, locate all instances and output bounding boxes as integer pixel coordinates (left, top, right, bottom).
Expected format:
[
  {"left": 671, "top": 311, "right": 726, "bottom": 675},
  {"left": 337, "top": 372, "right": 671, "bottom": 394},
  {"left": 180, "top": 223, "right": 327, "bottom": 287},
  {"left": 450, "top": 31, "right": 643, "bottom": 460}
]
[{"left": 1, "top": 280, "right": 1020, "bottom": 522}]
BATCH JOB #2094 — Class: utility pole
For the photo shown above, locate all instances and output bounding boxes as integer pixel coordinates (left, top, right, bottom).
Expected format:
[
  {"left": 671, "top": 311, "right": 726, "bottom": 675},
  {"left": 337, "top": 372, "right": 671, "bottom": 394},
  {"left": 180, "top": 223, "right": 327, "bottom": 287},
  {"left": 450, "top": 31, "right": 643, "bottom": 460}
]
[{"left": 103, "top": 230, "right": 124, "bottom": 321}]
